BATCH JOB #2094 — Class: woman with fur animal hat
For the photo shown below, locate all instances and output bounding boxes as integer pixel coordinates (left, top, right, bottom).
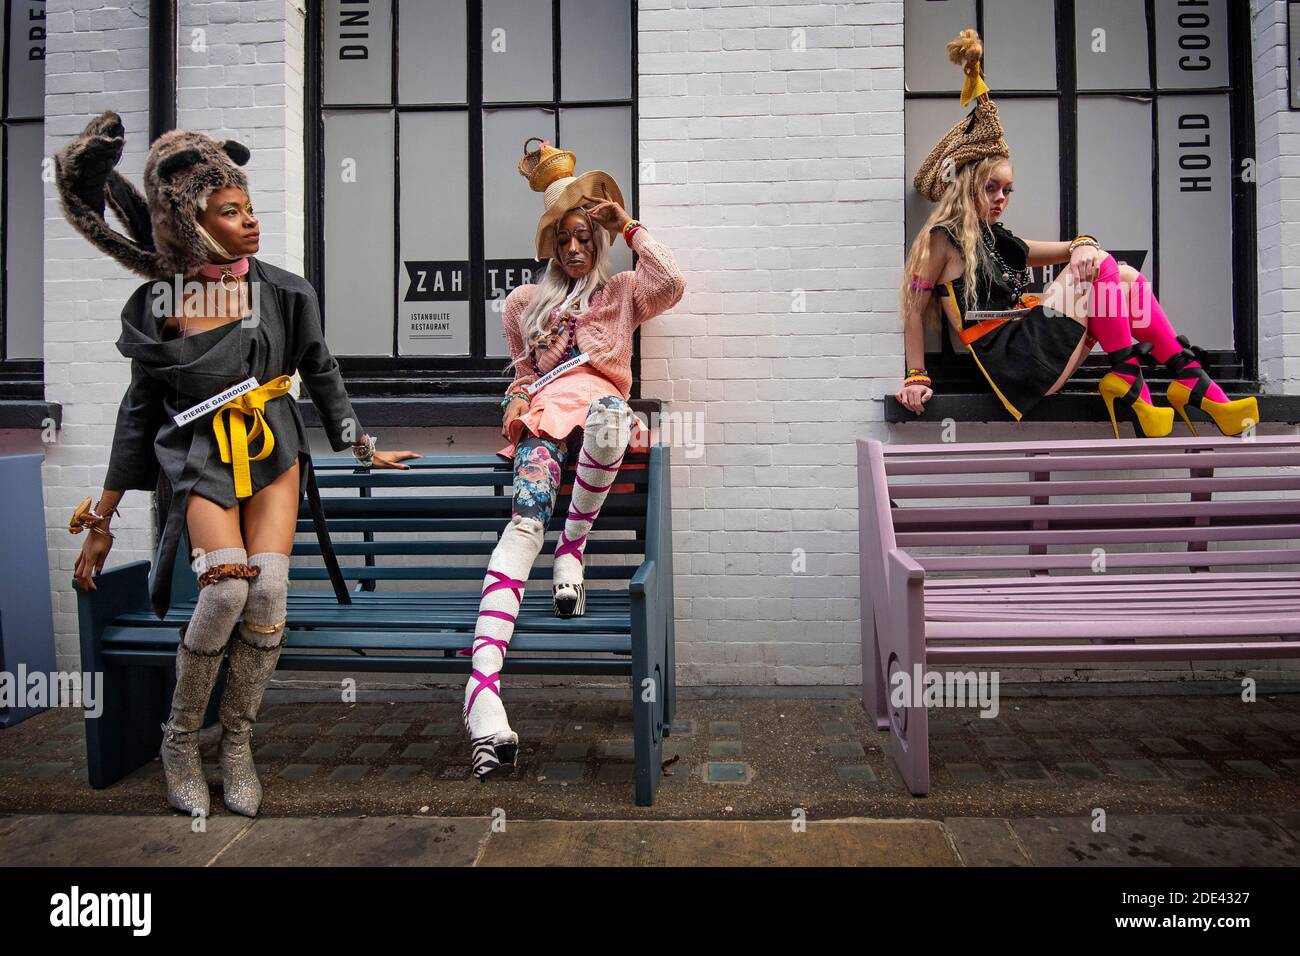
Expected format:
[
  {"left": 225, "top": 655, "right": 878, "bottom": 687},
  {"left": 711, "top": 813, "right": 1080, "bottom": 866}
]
[
  {"left": 461, "top": 138, "right": 685, "bottom": 780},
  {"left": 899, "top": 30, "right": 1260, "bottom": 438},
  {"left": 56, "top": 112, "right": 418, "bottom": 818}
]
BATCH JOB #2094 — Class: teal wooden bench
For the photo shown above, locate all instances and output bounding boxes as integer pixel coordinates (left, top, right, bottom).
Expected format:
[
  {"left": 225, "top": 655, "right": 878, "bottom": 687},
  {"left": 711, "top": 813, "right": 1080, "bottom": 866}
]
[{"left": 76, "top": 446, "right": 676, "bottom": 806}]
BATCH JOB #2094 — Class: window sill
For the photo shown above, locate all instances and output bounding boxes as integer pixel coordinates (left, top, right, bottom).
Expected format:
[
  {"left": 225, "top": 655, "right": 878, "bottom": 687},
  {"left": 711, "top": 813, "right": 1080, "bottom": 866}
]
[
  {"left": 884, "top": 391, "right": 1300, "bottom": 424},
  {"left": 298, "top": 396, "right": 664, "bottom": 429},
  {"left": 0, "top": 401, "right": 61, "bottom": 430}
]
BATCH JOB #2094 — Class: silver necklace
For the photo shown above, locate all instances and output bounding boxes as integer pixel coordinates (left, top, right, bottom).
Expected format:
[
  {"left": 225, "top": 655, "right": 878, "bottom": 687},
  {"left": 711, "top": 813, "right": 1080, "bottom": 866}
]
[{"left": 980, "top": 223, "right": 1031, "bottom": 298}]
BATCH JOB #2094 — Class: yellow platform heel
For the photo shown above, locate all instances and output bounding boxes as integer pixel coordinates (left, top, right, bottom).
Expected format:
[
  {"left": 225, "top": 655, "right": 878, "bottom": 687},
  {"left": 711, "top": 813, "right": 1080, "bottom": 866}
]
[
  {"left": 1163, "top": 335, "right": 1261, "bottom": 437},
  {"left": 1098, "top": 344, "right": 1174, "bottom": 439}
]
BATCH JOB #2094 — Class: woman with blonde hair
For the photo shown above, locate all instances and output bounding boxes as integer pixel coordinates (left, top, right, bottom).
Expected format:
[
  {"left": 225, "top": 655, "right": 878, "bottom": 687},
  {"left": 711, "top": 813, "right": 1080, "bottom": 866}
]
[
  {"left": 463, "top": 139, "right": 686, "bottom": 779},
  {"left": 897, "top": 31, "right": 1259, "bottom": 438}
]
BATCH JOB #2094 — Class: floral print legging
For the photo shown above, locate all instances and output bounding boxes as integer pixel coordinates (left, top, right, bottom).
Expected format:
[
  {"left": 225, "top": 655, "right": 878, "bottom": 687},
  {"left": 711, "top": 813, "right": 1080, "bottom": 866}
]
[{"left": 511, "top": 435, "right": 570, "bottom": 527}]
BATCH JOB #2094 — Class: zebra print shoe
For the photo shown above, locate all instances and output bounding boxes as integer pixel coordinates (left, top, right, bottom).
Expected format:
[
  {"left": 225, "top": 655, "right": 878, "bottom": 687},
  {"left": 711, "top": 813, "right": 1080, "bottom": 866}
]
[
  {"left": 470, "top": 731, "right": 519, "bottom": 780},
  {"left": 553, "top": 582, "right": 586, "bottom": 618}
]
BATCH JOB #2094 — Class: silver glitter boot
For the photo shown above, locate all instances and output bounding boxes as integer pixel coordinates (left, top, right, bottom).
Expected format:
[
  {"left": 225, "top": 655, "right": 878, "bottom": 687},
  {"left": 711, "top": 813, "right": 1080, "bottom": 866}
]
[
  {"left": 217, "top": 632, "right": 285, "bottom": 817},
  {"left": 160, "top": 637, "right": 224, "bottom": 817}
]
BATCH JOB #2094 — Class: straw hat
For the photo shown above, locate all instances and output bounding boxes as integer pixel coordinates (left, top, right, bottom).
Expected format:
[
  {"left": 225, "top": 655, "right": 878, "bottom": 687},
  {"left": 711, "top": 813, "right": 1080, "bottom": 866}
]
[
  {"left": 519, "top": 137, "right": 625, "bottom": 260},
  {"left": 912, "top": 30, "right": 1011, "bottom": 203}
]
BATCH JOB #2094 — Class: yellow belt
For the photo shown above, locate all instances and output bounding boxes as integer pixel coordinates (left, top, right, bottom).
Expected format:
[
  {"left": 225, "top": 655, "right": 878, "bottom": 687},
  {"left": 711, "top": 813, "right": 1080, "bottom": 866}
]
[{"left": 211, "top": 375, "right": 294, "bottom": 499}]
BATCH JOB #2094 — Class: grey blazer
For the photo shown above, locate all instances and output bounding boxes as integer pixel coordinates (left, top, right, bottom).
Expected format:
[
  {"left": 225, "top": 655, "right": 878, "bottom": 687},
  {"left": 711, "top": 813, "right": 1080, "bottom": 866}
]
[{"left": 106, "top": 257, "right": 362, "bottom": 618}]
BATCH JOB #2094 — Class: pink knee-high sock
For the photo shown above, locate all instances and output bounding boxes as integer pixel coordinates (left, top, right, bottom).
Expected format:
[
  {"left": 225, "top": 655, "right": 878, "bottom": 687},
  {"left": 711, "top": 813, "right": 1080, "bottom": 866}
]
[
  {"left": 1129, "top": 273, "right": 1228, "bottom": 404},
  {"left": 1090, "top": 255, "right": 1151, "bottom": 405}
]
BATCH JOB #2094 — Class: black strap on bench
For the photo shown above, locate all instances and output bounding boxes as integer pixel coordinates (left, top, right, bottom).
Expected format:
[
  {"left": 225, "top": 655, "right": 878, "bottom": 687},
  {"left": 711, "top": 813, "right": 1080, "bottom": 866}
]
[{"left": 304, "top": 457, "right": 351, "bottom": 605}]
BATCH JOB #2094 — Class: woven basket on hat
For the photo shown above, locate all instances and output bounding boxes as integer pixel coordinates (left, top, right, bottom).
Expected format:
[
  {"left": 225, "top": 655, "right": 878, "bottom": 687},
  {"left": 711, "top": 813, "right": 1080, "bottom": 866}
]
[
  {"left": 912, "top": 29, "right": 1011, "bottom": 203},
  {"left": 519, "top": 137, "right": 625, "bottom": 260}
]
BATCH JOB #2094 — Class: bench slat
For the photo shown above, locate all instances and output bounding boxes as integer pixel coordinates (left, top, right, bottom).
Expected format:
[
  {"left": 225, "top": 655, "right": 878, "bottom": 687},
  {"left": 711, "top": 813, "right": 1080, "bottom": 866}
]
[
  {"left": 922, "top": 570, "right": 1300, "bottom": 589},
  {"left": 295, "top": 517, "right": 648, "bottom": 534},
  {"left": 101, "top": 648, "right": 634, "bottom": 676},
  {"left": 897, "top": 522, "right": 1300, "bottom": 548},
  {"left": 291, "top": 539, "right": 644, "bottom": 557},
  {"left": 886, "top": 474, "right": 1300, "bottom": 499},
  {"left": 927, "top": 641, "right": 1300, "bottom": 664},
  {"left": 101, "top": 627, "right": 632, "bottom": 654},
  {"left": 314, "top": 469, "right": 649, "bottom": 490},
  {"left": 892, "top": 498, "right": 1300, "bottom": 526},
  {"left": 886, "top": 449, "right": 1300, "bottom": 476},
  {"left": 310, "top": 453, "right": 650, "bottom": 470},
  {"left": 290, "top": 565, "right": 643, "bottom": 582},
  {"left": 880, "top": 435, "right": 1300, "bottom": 456},
  {"left": 916, "top": 549, "right": 1300, "bottom": 572},
  {"left": 927, "top": 617, "right": 1300, "bottom": 640},
  {"left": 310, "top": 494, "right": 648, "bottom": 518}
]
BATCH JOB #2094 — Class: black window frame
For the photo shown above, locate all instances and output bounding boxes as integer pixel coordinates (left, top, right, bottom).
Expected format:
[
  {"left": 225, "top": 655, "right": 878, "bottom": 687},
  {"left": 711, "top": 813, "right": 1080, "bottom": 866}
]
[
  {"left": 305, "top": 0, "right": 641, "bottom": 399},
  {"left": 904, "top": 0, "right": 1258, "bottom": 392},
  {"left": 0, "top": 0, "right": 46, "bottom": 403}
]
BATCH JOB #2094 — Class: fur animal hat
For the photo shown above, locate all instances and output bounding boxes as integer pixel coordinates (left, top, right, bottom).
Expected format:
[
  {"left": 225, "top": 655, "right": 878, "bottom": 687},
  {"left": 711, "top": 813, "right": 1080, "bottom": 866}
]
[{"left": 53, "top": 111, "right": 252, "bottom": 279}]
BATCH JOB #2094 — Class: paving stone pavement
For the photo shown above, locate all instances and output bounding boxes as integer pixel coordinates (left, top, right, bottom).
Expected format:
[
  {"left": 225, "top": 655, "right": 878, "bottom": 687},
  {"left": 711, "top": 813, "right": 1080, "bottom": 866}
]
[
  {"left": 0, "top": 690, "right": 1297, "bottom": 826},
  {"left": 1, "top": 812, "right": 1297, "bottom": 866}
]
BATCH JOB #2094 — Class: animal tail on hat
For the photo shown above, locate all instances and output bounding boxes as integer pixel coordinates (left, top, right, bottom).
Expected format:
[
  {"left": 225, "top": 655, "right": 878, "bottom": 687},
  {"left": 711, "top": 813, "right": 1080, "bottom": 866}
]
[{"left": 53, "top": 111, "right": 165, "bottom": 279}]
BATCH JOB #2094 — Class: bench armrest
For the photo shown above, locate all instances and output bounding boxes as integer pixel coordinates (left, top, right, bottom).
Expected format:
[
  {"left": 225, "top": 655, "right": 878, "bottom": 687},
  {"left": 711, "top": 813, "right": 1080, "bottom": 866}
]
[
  {"left": 630, "top": 558, "right": 657, "bottom": 598},
  {"left": 887, "top": 548, "right": 925, "bottom": 583}
]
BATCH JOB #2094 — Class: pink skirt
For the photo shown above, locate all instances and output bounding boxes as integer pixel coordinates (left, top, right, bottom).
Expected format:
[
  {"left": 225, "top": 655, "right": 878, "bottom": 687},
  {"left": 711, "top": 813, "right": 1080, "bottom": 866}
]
[{"left": 498, "top": 366, "right": 648, "bottom": 494}]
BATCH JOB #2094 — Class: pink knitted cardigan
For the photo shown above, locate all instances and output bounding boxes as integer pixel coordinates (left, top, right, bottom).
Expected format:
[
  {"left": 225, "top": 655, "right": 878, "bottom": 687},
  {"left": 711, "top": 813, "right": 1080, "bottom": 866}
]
[{"left": 502, "top": 228, "right": 686, "bottom": 401}]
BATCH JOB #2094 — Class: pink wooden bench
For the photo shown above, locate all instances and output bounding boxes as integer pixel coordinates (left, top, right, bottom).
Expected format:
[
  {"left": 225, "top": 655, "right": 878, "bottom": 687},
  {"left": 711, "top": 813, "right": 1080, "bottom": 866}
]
[{"left": 857, "top": 434, "right": 1300, "bottom": 795}]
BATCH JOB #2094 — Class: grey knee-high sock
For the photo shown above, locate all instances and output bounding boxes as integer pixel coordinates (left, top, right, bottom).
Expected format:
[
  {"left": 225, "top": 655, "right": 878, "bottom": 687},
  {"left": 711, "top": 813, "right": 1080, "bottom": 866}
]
[
  {"left": 239, "top": 552, "right": 290, "bottom": 648},
  {"left": 183, "top": 546, "right": 253, "bottom": 655}
]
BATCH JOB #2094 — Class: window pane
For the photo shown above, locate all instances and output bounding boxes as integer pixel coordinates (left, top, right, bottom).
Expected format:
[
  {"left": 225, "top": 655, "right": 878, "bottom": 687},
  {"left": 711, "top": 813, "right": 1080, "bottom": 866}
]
[
  {"left": 324, "top": 0, "right": 392, "bottom": 106},
  {"left": 399, "top": 112, "right": 470, "bottom": 356},
  {"left": 1075, "top": 0, "right": 1150, "bottom": 91},
  {"left": 482, "top": 108, "right": 553, "bottom": 358},
  {"left": 482, "top": 0, "right": 553, "bottom": 103},
  {"left": 560, "top": 0, "right": 631, "bottom": 101},
  {"left": 983, "top": 0, "right": 1056, "bottom": 90},
  {"left": 994, "top": 99, "right": 1060, "bottom": 244},
  {"left": 904, "top": 0, "right": 977, "bottom": 93},
  {"left": 907, "top": 99, "right": 1061, "bottom": 244},
  {"left": 1077, "top": 97, "right": 1153, "bottom": 279},
  {"left": 7, "top": 0, "right": 45, "bottom": 117},
  {"left": 5, "top": 122, "right": 43, "bottom": 359},
  {"left": 398, "top": 0, "right": 466, "bottom": 104},
  {"left": 323, "top": 110, "right": 395, "bottom": 356},
  {"left": 559, "top": 106, "right": 634, "bottom": 276},
  {"left": 1158, "top": 93, "right": 1233, "bottom": 348},
  {"left": 1154, "top": 0, "right": 1228, "bottom": 89}
]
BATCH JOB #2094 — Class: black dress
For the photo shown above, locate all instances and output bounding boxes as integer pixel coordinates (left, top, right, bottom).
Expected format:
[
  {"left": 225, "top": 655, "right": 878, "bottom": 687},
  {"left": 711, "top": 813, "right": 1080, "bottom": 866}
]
[
  {"left": 933, "top": 222, "right": 1088, "bottom": 420},
  {"left": 105, "top": 257, "right": 361, "bottom": 618}
]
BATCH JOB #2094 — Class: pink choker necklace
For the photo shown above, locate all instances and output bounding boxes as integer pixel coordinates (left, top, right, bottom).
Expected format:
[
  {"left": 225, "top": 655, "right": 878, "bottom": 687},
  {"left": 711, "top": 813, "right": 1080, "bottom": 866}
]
[
  {"left": 197, "top": 257, "right": 250, "bottom": 278},
  {"left": 197, "top": 256, "right": 250, "bottom": 291}
]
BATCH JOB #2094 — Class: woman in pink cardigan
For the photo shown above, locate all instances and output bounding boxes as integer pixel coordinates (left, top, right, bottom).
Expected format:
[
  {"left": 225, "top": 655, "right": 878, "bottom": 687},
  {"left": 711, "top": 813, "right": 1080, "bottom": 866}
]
[{"left": 464, "top": 140, "right": 686, "bottom": 779}]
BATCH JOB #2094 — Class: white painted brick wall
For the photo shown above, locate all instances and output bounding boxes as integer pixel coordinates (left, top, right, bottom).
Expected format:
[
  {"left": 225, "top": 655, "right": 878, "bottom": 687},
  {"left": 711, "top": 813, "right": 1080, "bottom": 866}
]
[
  {"left": 41, "top": 0, "right": 154, "bottom": 672},
  {"left": 177, "top": 0, "right": 306, "bottom": 273},
  {"left": 635, "top": 0, "right": 908, "bottom": 686},
  {"left": 1253, "top": 0, "right": 1300, "bottom": 391}
]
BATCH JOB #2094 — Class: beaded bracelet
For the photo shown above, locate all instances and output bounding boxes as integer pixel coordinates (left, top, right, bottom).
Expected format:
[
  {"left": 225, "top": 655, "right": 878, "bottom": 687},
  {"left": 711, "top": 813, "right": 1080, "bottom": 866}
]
[
  {"left": 500, "top": 390, "right": 530, "bottom": 410},
  {"left": 623, "top": 221, "right": 644, "bottom": 247},
  {"left": 1068, "top": 234, "right": 1100, "bottom": 253}
]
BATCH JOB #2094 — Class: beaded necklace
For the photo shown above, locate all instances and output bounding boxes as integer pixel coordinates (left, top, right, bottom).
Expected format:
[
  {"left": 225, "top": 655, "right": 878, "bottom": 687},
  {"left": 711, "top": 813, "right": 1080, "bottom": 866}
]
[
  {"left": 979, "top": 223, "right": 1032, "bottom": 300},
  {"left": 528, "top": 306, "right": 580, "bottom": 378}
]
